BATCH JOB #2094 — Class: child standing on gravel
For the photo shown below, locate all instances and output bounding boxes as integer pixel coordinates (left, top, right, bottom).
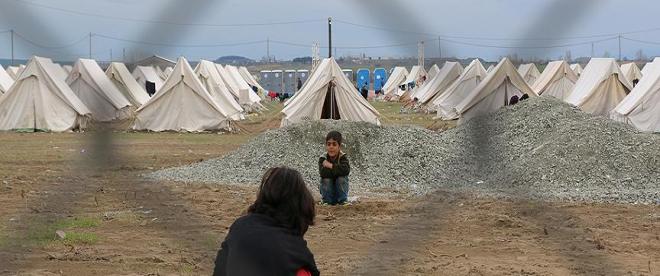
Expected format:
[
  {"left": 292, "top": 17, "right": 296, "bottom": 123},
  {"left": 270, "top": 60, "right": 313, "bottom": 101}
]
[{"left": 318, "top": 131, "right": 351, "bottom": 205}]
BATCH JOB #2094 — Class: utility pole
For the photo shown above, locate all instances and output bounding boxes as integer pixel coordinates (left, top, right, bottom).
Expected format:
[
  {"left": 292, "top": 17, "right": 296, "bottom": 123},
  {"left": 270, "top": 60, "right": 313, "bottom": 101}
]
[
  {"left": 89, "top": 32, "right": 92, "bottom": 59},
  {"left": 122, "top": 48, "right": 126, "bottom": 62},
  {"left": 618, "top": 34, "right": 622, "bottom": 61},
  {"left": 266, "top": 37, "right": 270, "bottom": 63},
  {"left": 267, "top": 38, "right": 271, "bottom": 63},
  {"left": 418, "top": 41, "right": 425, "bottom": 68},
  {"left": 328, "top": 17, "right": 332, "bottom": 58},
  {"left": 110, "top": 49, "right": 113, "bottom": 62},
  {"left": 591, "top": 42, "right": 594, "bottom": 57},
  {"left": 312, "top": 42, "right": 320, "bottom": 73},
  {"left": 438, "top": 36, "right": 442, "bottom": 59},
  {"left": 10, "top": 29, "right": 14, "bottom": 66}
]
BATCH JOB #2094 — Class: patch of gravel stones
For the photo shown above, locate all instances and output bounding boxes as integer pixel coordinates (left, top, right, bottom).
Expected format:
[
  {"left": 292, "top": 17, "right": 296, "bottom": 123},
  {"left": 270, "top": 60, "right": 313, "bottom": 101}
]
[{"left": 149, "top": 97, "right": 659, "bottom": 204}]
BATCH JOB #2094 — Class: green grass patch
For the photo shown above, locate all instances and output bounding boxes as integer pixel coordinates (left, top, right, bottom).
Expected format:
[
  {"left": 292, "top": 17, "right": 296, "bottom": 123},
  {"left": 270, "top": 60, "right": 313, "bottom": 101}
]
[
  {"left": 178, "top": 264, "right": 195, "bottom": 275},
  {"left": 62, "top": 232, "right": 99, "bottom": 245},
  {"left": 27, "top": 216, "right": 101, "bottom": 246},
  {"left": 0, "top": 232, "right": 7, "bottom": 248},
  {"left": 53, "top": 217, "right": 100, "bottom": 229}
]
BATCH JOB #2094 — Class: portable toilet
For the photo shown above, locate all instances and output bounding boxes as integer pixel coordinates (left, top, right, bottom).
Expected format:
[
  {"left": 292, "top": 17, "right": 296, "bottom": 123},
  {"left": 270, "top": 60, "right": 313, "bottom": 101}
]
[
  {"left": 357, "top": 68, "right": 370, "bottom": 90},
  {"left": 260, "top": 70, "right": 273, "bottom": 91},
  {"left": 342, "top": 69, "right": 353, "bottom": 83},
  {"left": 296, "top": 70, "right": 309, "bottom": 91},
  {"left": 271, "top": 70, "right": 284, "bottom": 93},
  {"left": 373, "top": 68, "right": 387, "bottom": 92},
  {"left": 283, "top": 70, "right": 297, "bottom": 96}
]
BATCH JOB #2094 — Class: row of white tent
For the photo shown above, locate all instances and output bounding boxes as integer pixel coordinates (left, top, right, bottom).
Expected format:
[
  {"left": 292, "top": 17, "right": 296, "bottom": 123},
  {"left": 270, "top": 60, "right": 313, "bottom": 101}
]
[
  {"left": 0, "top": 56, "right": 265, "bottom": 132},
  {"left": 0, "top": 55, "right": 657, "bottom": 133},
  {"left": 377, "top": 58, "right": 658, "bottom": 132}
]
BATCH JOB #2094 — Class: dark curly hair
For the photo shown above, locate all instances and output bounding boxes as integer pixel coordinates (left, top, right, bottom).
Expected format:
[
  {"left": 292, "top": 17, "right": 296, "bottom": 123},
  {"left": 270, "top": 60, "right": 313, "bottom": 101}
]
[
  {"left": 248, "top": 167, "right": 316, "bottom": 236},
  {"left": 325, "top": 131, "right": 343, "bottom": 146}
]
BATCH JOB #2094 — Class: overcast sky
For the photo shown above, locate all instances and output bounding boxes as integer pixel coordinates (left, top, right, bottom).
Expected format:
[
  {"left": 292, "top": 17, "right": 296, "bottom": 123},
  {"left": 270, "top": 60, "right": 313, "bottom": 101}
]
[{"left": 0, "top": 0, "right": 659, "bottom": 62}]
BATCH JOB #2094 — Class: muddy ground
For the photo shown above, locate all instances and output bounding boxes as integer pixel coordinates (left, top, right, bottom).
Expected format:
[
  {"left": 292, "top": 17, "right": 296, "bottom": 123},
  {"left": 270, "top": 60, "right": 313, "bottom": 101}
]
[{"left": 0, "top": 102, "right": 658, "bottom": 275}]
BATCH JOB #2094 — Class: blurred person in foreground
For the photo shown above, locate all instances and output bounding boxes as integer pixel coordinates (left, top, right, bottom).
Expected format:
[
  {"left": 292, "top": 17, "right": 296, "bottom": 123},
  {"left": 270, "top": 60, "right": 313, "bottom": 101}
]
[{"left": 213, "top": 167, "right": 319, "bottom": 276}]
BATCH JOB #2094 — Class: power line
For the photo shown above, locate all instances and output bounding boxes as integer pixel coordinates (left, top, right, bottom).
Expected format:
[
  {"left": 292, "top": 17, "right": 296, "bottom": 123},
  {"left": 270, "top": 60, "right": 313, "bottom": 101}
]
[
  {"left": 334, "top": 18, "right": 660, "bottom": 41},
  {"left": 621, "top": 36, "right": 660, "bottom": 46},
  {"left": 13, "top": 31, "right": 88, "bottom": 49},
  {"left": 11, "top": 0, "right": 324, "bottom": 27},
  {"left": 94, "top": 34, "right": 266, "bottom": 48},
  {"left": 333, "top": 19, "right": 437, "bottom": 38},
  {"left": 439, "top": 36, "right": 618, "bottom": 49},
  {"left": 7, "top": 29, "right": 620, "bottom": 53},
  {"left": 269, "top": 39, "right": 426, "bottom": 49}
]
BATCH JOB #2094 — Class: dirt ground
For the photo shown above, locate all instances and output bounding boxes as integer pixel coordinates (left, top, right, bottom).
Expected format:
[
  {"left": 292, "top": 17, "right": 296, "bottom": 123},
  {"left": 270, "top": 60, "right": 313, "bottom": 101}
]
[{"left": 0, "top": 102, "right": 658, "bottom": 275}]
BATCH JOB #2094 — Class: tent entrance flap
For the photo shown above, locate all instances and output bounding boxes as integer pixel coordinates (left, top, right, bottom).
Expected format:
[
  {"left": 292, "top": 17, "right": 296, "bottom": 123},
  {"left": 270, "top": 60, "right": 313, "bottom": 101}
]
[
  {"left": 321, "top": 83, "right": 340, "bottom": 120},
  {"left": 146, "top": 81, "right": 156, "bottom": 96}
]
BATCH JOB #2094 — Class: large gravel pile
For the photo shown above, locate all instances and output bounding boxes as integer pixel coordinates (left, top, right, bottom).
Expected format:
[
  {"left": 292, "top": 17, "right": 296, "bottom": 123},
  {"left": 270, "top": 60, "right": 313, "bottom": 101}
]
[{"left": 150, "top": 97, "right": 659, "bottom": 204}]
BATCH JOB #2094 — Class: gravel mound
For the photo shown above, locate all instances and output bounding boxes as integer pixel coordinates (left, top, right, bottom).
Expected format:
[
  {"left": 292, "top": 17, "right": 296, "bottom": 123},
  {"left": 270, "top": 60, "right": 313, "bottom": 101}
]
[{"left": 149, "top": 97, "right": 660, "bottom": 204}]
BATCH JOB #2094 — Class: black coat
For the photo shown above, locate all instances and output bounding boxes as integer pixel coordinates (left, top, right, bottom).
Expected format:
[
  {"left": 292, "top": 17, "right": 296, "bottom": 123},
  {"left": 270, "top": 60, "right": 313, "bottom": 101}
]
[
  {"left": 318, "top": 152, "right": 350, "bottom": 179},
  {"left": 213, "top": 213, "right": 319, "bottom": 276}
]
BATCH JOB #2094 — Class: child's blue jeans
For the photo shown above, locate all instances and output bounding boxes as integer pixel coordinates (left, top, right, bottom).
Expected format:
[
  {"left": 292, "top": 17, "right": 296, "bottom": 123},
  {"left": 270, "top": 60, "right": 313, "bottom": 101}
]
[{"left": 319, "top": 177, "right": 349, "bottom": 205}]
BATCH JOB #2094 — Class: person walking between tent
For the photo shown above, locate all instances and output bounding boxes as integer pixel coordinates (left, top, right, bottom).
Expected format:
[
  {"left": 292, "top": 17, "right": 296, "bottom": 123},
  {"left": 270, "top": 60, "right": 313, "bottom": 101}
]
[
  {"left": 319, "top": 131, "right": 351, "bottom": 205},
  {"left": 360, "top": 83, "right": 368, "bottom": 99},
  {"left": 297, "top": 78, "right": 303, "bottom": 91}
]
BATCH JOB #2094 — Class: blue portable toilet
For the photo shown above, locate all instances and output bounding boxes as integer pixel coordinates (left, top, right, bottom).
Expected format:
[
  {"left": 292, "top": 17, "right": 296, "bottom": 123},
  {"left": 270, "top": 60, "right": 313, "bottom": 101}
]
[
  {"left": 373, "top": 68, "right": 387, "bottom": 92},
  {"left": 260, "top": 71, "right": 273, "bottom": 92},
  {"left": 357, "top": 68, "right": 370, "bottom": 90},
  {"left": 271, "top": 70, "right": 284, "bottom": 93},
  {"left": 296, "top": 70, "right": 309, "bottom": 91},
  {"left": 284, "top": 70, "right": 297, "bottom": 96}
]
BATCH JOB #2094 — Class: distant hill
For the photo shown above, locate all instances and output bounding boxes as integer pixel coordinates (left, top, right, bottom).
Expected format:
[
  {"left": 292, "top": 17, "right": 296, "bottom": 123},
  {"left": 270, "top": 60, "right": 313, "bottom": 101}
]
[
  {"left": 215, "top": 56, "right": 255, "bottom": 65},
  {"left": 0, "top": 59, "right": 29, "bottom": 67},
  {"left": 1, "top": 58, "right": 74, "bottom": 67},
  {"left": 292, "top": 57, "right": 313, "bottom": 64}
]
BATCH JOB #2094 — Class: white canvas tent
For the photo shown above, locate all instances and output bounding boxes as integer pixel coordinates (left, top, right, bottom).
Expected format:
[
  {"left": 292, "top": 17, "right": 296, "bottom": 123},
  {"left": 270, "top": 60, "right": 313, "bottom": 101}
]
[
  {"left": 397, "top": 65, "right": 428, "bottom": 101},
  {"left": 382, "top": 66, "right": 408, "bottom": 98},
  {"left": 610, "top": 58, "right": 660, "bottom": 132},
  {"left": 164, "top": 67, "right": 173, "bottom": 78},
  {"left": 532, "top": 60, "right": 578, "bottom": 100},
  {"left": 566, "top": 58, "right": 632, "bottom": 116},
  {"left": 570, "top": 63, "right": 583, "bottom": 76},
  {"left": 215, "top": 64, "right": 263, "bottom": 111},
  {"left": 6, "top": 66, "right": 20, "bottom": 80},
  {"left": 486, "top": 65, "right": 495, "bottom": 73},
  {"left": 455, "top": 58, "right": 537, "bottom": 124},
  {"left": 134, "top": 57, "right": 233, "bottom": 132},
  {"left": 106, "top": 62, "right": 151, "bottom": 107},
  {"left": 413, "top": 62, "right": 463, "bottom": 105},
  {"left": 620, "top": 63, "right": 643, "bottom": 85},
  {"left": 427, "top": 64, "right": 441, "bottom": 80},
  {"left": 0, "top": 56, "right": 91, "bottom": 132},
  {"left": 0, "top": 66, "right": 14, "bottom": 94},
  {"left": 66, "top": 59, "right": 133, "bottom": 122},
  {"left": 215, "top": 64, "right": 240, "bottom": 98},
  {"left": 641, "top": 62, "right": 652, "bottom": 76},
  {"left": 63, "top": 65, "right": 73, "bottom": 74},
  {"left": 434, "top": 59, "right": 488, "bottom": 120},
  {"left": 51, "top": 63, "right": 69, "bottom": 81},
  {"left": 518, "top": 63, "right": 541, "bottom": 86},
  {"left": 155, "top": 66, "right": 167, "bottom": 81},
  {"left": 132, "top": 66, "right": 164, "bottom": 93},
  {"left": 238, "top": 66, "right": 266, "bottom": 95},
  {"left": 281, "top": 58, "right": 381, "bottom": 127},
  {"left": 194, "top": 60, "right": 244, "bottom": 121},
  {"left": 225, "top": 65, "right": 263, "bottom": 109}
]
